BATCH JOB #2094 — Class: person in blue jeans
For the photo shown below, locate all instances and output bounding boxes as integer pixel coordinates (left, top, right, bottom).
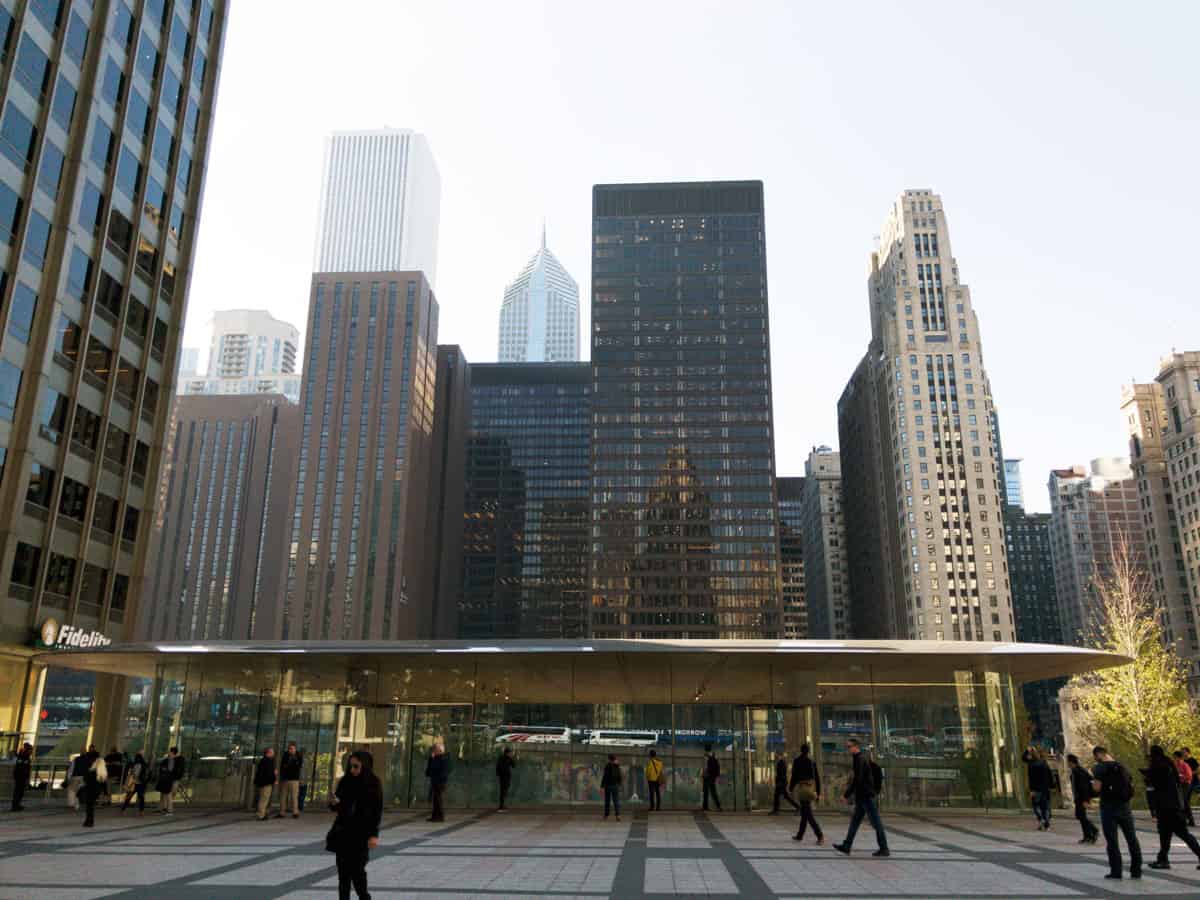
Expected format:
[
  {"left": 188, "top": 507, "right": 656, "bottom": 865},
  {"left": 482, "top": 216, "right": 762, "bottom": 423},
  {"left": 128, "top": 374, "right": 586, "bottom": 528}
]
[
  {"left": 1023, "top": 746, "right": 1053, "bottom": 830},
  {"left": 601, "top": 755, "right": 622, "bottom": 821},
  {"left": 833, "top": 738, "right": 889, "bottom": 858},
  {"left": 1091, "top": 745, "right": 1142, "bottom": 881}
]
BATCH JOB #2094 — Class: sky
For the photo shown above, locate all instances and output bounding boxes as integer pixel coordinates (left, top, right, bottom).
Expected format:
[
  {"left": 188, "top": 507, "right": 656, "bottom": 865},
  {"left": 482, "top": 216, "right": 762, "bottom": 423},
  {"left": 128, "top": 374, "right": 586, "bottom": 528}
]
[{"left": 185, "top": 0, "right": 1200, "bottom": 513}]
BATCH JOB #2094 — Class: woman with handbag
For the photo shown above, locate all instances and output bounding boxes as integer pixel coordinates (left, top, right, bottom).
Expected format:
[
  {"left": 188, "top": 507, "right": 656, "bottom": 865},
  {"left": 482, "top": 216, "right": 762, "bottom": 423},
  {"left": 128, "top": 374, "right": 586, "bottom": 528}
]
[
  {"left": 327, "top": 750, "right": 383, "bottom": 900},
  {"left": 789, "top": 743, "right": 824, "bottom": 844},
  {"left": 121, "top": 751, "right": 149, "bottom": 815}
]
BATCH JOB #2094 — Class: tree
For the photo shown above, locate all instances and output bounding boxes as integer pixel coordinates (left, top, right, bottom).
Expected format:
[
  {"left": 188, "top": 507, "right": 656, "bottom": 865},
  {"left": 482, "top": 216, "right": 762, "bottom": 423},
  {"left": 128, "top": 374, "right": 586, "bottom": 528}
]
[{"left": 1069, "top": 535, "right": 1200, "bottom": 761}]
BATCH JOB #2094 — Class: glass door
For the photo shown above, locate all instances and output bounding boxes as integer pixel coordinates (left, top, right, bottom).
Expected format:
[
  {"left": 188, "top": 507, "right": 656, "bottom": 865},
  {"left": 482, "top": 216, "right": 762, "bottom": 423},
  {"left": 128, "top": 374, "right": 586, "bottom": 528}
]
[
  {"left": 407, "top": 705, "right": 474, "bottom": 809},
  {"left": 743, "top": 706, "right": 815, "bottom": 811}
]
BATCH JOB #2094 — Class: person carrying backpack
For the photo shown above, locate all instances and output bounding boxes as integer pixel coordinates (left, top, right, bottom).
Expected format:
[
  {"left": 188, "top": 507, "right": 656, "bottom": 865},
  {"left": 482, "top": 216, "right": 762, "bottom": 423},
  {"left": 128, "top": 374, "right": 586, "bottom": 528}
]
[
  {"left": 1090, "top": 745, "right": 1142, "bottom": 880},
  {"left": 601, "top": 754, "right": 622, "bottom": 821},
  {"left": 1067, "top": 754, "right": 1098, "bottom": 843},
  {"left": 833, "top": 738, "right": 889, "bottom": 858}
]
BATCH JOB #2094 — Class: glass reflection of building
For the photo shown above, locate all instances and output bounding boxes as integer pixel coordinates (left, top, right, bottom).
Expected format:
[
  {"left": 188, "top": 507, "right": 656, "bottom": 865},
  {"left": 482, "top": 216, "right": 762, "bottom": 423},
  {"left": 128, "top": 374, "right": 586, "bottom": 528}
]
[
  {"left": 777, "top": 476, "right": 807, "bottom": 638},
  {"left": 590, "top": 182, "right": 781, "bottom": 638},
  {"left": 460, "top": 364, "right": 590, "bottom": 639}
]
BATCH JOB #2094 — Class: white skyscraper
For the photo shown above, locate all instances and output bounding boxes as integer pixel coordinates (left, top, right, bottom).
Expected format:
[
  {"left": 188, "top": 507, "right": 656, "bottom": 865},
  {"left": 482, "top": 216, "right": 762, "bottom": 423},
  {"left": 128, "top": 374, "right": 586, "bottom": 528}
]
[
  {"left": 179, "top": 310, "right": 302, "bottom": 404},
  {"left": 313, "top": 129, "right": 441, "bottom": 282},
  {"left": 498, "top": 227, "right": 580, "bottom": 362}
]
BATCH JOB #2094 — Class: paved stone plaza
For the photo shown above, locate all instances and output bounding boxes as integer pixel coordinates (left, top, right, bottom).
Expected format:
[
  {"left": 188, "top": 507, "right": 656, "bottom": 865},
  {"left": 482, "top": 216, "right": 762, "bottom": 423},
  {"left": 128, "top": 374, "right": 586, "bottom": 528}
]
[{"left": 2, "top": 804, "right": 1200, "bottom": 898}]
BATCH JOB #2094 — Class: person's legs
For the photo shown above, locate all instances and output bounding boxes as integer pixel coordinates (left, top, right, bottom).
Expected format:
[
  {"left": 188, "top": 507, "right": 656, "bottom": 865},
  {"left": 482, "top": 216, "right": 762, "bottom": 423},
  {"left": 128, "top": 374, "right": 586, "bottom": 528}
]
[
  {"left": 83, "top": 790, "right": 95, "bottom": 826},
  {"left": 613, "top": 788, "right": 620, "bottom": 818},
  {"left": 701, "top": 780, "right": 710, "bottom": 811},
  {"left": 864, "top": 796, "right": 888, "bottom": 850},
  {"left": 290, "top": 780, "right": 301, "bottom": 815},
  {"left": 1155, "top": 813, "right": 1173, "bottom": 864},
  {"left": 1170, "top": 811, "right": 1200, "bottom": 859},
  {"left": 604, "top": 786, "right": 612, "bottom": 817},
  {"left": 350, "top": 850, "right": 370, "bottom": 899},
  {"left": 1116, "top": 807, "right": 1142, "bottom": 874},
  {"left": 1100, "top": 807, "right": 1122, "bottom": 875},
  {"left": 499, "top": 779, "right": 509, "bottom": 810},
  {"left": 164, "top": 786, "right": 175, "bottom": 813},
  {"left": 431, "top": 784, "right": 445, "bottom": 821},
  {"left": 843, "top": 799, "right": 866, "bottom": 849},
  {"left": 336, "top": 851, "right": 353, "bottom": 900},
  {"left": 137, "top": 784, "right": 146, "bottom": 812},
  {"left": 12, "top": 777, "right": 25, "bottom": 810}
]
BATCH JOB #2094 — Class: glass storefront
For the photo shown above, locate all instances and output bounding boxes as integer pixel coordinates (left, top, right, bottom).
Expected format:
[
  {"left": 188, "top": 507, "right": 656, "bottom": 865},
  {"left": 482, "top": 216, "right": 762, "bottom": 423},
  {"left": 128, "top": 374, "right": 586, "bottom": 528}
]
[{"left": 10, "top": 641, "right": 1082, "bottom": 811}]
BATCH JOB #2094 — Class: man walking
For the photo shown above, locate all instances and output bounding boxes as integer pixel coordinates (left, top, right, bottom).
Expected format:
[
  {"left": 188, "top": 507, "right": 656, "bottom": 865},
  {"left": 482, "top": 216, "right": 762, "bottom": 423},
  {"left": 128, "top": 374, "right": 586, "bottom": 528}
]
[
  {"left": 1091, "top": 745, "right": 1142, "bottom": 880},
  {"left": 103, "top": 748, "right": 124, "bottom": 805},
  {"left": 277, "top": 742, "right": 303, "bottom": 819},
  {"left": 1067, "top": 754, "right": 1099, "bottom": 843},
  {"left": 601, "top": 754, "right": 622, "bottom": 821},
  {"left": 253, "top": 748, "right": 277, "bottom": 820},
  {"left": 426, "top": 743, "right": 448, "bottom": 822},
  {"left": 701, "top": 746, "right": 722, "bottom": 812},
  {"left": 833, "top": 738, "right": 889, "bottom": 858},
  {"left": 11, "top": 742, "right": 32, "bottom": 811},
  {"left": 790, "top": 743, "right": 824, "bottom": 844},
  {"left": 645, "top": 749, "right": 664, "bottom": 811},
  {"left": 156, "top": 747, "right": 185, "bottom": 814},
  {"left": 770, "top": 750, "right": 799, "bottom": 814},
  {"left": 1144, "top": 745, "right": 1200, "bottom": 871},
  {"left": 496, "top": 747, "right": 515, "bottom": 811}
]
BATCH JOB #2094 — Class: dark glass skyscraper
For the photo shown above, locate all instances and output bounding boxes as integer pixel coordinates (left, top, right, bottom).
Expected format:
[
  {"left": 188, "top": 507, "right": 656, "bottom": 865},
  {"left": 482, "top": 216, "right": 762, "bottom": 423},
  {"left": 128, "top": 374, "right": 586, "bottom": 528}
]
[
  {"left": 590, "top": 182, "right": 781, "bottom": 639},
  {"left": 460, "top": 363, "right": 590, "bottom": 639}
]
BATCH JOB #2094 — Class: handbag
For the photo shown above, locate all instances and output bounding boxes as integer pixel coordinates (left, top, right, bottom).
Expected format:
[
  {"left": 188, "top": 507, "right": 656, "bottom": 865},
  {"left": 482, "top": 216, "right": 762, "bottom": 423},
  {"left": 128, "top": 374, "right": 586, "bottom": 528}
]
[{"left": 794, "top": 779, "right": 817, "bottom": 804}]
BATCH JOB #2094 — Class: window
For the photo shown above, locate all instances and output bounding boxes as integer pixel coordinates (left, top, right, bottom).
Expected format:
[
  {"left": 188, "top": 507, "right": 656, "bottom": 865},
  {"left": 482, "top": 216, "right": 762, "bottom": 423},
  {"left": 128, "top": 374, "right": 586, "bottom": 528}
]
[
  {"left": 90, "top": 119, "right": 115, "bottom": 171},
  {"left": 132, "top": 440, "right": 149, "bottom": 478},
  {"left": 100, "top": 57, "right": 125, "bottom": 107},
  {"left": 136, "top": 31, "right": 159, "bottom": 82},
  {"left": 146, "top": 0, "right": 168, "bottom": 28},
  {"left": 79, "top": 563, "right": 107, "bottom": 608},
  {"left": 26, "top": 462, "right": 54, "bottom": 508},
  {"left": 65, "top": 246, "right": 93, "bottom": 301},
  {"left": 135, "top": 235, "right": 157, "bottom": 276},
  {"left": 14, "top": 37, "right": 51, "bottom": 99},
  {"left": 58, "top": 476, "right": 88, "bottom": 521},
  {"left": 95, "top": 270, "right": 123, "bottom": 319},
  {"left": 115, "top": 145, "right": 141, "bottom": 198},
  {"left": 84, "top": 336, "right": 112, "bottom": 384},
  {"left": 0, "top": 360, "right": 21, "bottom": 420},
  {"left": 50, "top": 75, "right": 76, "bottom": 130},
  {"left": 10, "top": 542, "right": 41, "bottom": 589},
  {"left": 8, "top": 280, "right": 36, "bottom": 343},
  {"left": 0, "top": 180, "right": 22, "bottom": 243},
  {"left": 37, "top": 139, "right": 63, "bottom": 198},
  {"left": 63, "top": 11, "right": 88, "bottom": 65},
  {"left": 161, "top": 67, "right": 182, "bottom": 118},
  {"left": 92, "top": 494, "right": 118, "bottom": 534},
  {"left": 54, "top": 313, "right": 81, "bottom": 366},
  {"left": 184, "top": 101, "right": 200, "bottom": 139},
  {"left": 104, "top": 424, "right": 129, "bottom": 467},
  {"left": 122, "top": 505, "right": 140, "bottom": 543},
  {"left": 44, "top": 553, "right": 75, "bottom": 597},
  {"left": 23, "top": 210, "right": 51, "bottom": 269},
  {"left": 111, "top": 574, "right": 129, "bottom": 614},
  {"left": 142, "top": 378, "right": 159, "bottom": 418},
  {"left": 176, "top": 149, "right": 191, "bottom": 191},
  {"left": 169, "top": 15, "right": 190, "bottom": 61},
  {"left": 168, "top": 203, "right": 183, "bottom": 242},
  {"left": 39, "top": 387, "right": 68, "bottom": 443},
  {"left": 125, "top": 298, "right": 149, "bottom": 339},
  {"left": 107, "top": 208, "right": 133, "bottom": 255},
  {"left": 112, "top": 2, "right": 135, "bottom": 50},
  {"left": 115, "top": 356, "right": 139, "bottom": 402},
  {"left": 152, "top": 118, "right": 174, "bottom": 169},
  {"left": 144, "top": 175, "right": 165, "bottom": 219},
  {"left": 29, "top": 0, "right": 65, "bottom": 34},
  {"left": 151, "top": 317, "right": 167, "bottom": 356},
  {"left": 192, "top": 50, "right": 207, "bottom": 94},
  {"left": 126, "top": 89, "right": 151, "bottom": 142},
  {"left": 79, "top": 181, "right": 104, "bottom": 235},
  {"left": 71, "top": 403, "right": 102, "bottom": 454},
  {"left": 0, "top": 103, "right": 38, "bottom": 171}
]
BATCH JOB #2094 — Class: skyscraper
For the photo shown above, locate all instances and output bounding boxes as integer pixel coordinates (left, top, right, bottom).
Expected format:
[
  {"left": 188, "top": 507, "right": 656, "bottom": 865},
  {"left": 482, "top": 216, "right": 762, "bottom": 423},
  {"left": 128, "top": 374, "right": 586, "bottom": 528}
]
[
  {"left": 179, "top": 309, "right": 300, "bottom": 402},
  {"left": 282, "top": 272, "right": 439, "bottom": 640},
  {"left": 313, "top": 129, "right": 441, "bottom": 283},
  {"left": 590, "top": 182, "right": 781, "bottom": 639},
  {"left": 838, "top": 190, "right": 1014, "bottom": 642},
  {"left": 778, "top": 476, "right": 807, "bottom": 639},
  {"left": 1003, "top": 458, "right": 1025, "bottom": 509},
  {"left": 498, "top": 228, "right": 580, "bottom": 362},
  {"left": 1047, "top": 459, "right": 1145, "bottom": 645},
  {"left": 799, "top": 446, "right": 850, "bottom": 639},
  {"left": 0, "top": 0, "right": 227, "bottom": 719},
  {"left": 1123, "top": 352, "right": 1200, "bottom": 695}
]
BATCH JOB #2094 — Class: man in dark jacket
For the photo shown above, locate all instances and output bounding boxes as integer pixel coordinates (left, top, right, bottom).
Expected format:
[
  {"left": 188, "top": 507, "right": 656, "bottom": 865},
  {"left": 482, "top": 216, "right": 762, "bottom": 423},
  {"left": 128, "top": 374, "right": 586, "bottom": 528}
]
[
  {"left": 601, "top": 754, "right": 622, "bottom": 821},
  {"left": 328, "top": 750, "right": 383, "bottom": 900},
  {"left": 702, "top": 746, "right": 722, "bottom": 812},
  {"left": 253, "top": 748, "right": 277, "bottom": 820},
  {"left": 770, "top": 750, "right": 800, "bottom": 814},
  {"left": 1023, "top": 747, "right": 1053, "bottom": 830},
  {"left": 1143, "top": 745, "right": 1200, "bottom": 870},
  {"left": 833, "top": 738, "right": 889, "bottom": 857},
  {"left": 496, "top": 747, "right": 515, "bottom": 811},
  {"left": 102, "top": 748, "right": 124, "bottom": 805},
  {"left": 1091, "top": 745, "right": 1142, "bottom": 880},
  {"left": 1067, "top": 754, "right": 1099, "bottom": 843},
  {"left": 277, "top": 742, "right": 303, "bottom": 819},
  {"left": 426, "top": 743, "right": 448, "bottom": 822},
  {"left": 11, "top": 742, "right": 32, "bottom": 812}
]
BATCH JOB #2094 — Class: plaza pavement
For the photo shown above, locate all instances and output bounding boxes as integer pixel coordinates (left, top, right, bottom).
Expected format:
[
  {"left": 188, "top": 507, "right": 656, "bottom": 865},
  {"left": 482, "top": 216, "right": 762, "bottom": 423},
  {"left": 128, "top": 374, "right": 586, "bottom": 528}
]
[{"left": 2, "top": 802, "right": 1200, "bottom": 898}]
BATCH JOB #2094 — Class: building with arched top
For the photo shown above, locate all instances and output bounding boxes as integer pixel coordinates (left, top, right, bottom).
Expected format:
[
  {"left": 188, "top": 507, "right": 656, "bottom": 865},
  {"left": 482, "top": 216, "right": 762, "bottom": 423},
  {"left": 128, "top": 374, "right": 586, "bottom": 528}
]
[{"left": 498, "top": 229, "right": 580, "bottom": 362}]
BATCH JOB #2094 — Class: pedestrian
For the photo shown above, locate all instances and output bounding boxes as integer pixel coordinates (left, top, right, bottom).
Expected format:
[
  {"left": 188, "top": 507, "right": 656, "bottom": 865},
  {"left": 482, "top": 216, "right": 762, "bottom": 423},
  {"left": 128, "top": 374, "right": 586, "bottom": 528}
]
[
  {"left": 833, "top": 738, "right": 889, "bottom": 857},
  {"left": 156, "top": 746, "right": 184, "bottom": 814},
  {"left": 253, "top": 748, "right": 277, "bottom": 820},
  {"left": 601, "top": 753, "right": 622, "bottom": 821},
  {"left": 66, "top": 747, "right": 88, "bottom": 810},
  {"left": 277, "top": 742, "right": 303, "bottom": 819},
  {"left": 1173, "top": 750, "right": 1195, "bottom": 827},
  {"left": 1144, "top": 745, "right": 1200, "bottom": 871},
  {"left": 771, "top": 750, "right": 799, "bottom": 814},
  {"left": 102, "top": 747, "right": 124, "bottom": 805},
  {"left": 326, "top": 750, "right": 383, "bottom": 900},
  {"left": 1067, "top": 754, "right": 1099, "bottom": 844},
  {"left": 121, "top": 751, "right": 149, "bottom": 815},
  {"left": 1185, "top": 747, "right": 1200, "bottom": 827},
  {"left": 495, "top": 746, "right": 515, "bottom": 811},
  {"left": 1091, "top": 745, "right": 1142, "bottom": 880},
  {"left": 790, "top": 742, "right": 824, "bottom": 844},
  {"left": 11, "top": 742, "right": 32, "bottom": 812},
  {"left": 1023, "top": 746, "right": 1053, "bottom": 830},
  {"left": 645, "top": 749, "right": 664, "bottom": 811},
  {"left": 426, "top": 743, "right": 448, "bottom": 822},
  {"left": 701, "top": 745, "right": 722, "bottom": 812},
  {"left": 80, "top": 747, "right": 106, "bottom": 827}
]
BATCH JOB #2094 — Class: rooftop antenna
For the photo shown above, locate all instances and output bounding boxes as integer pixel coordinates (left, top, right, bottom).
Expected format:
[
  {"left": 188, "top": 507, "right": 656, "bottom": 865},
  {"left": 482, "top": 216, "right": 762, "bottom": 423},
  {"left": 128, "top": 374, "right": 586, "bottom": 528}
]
[{"left": 541, "top": 218, "right": 547, "bottom": 250}]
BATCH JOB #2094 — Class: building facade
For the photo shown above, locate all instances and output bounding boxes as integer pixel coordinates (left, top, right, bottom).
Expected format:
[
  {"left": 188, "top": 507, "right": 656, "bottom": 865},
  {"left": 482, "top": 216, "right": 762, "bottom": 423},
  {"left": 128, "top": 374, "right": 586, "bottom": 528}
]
[
  {"left": 139, "top": 393, "right": 299, "bottom": 641},
  {"left": 800, "top": 446, "right": 849, "bottom": 639},
  {"left": 498, "top": 229, "right": 580, "bottom": 363},
  {"left": 282, "top": 272, "right": 439, "bottom": 641},
  {"left": 459, "top": 362, "right": 591, "bottom": 639},
  {"left": 589, "top": 182, "right": 781, "bottom": 639},
  {"left": 778, "top": 476, "right": 807, "bottom": 639},
  {"left": 1003, "top": 458, "right": 1024, "bottom": 509},
  {"left": 0, "top": 0, "right": 227, "bottom": 736},
  {"left": 838, "top": 190, "right": 1014, "bottom": 643},
  {"left": 1124, "top": 352, "right": 1200, "bottom": 694},
  {"left": 313, "top": 129, "right": 440, "bottom": 284},
  {"left": 178, "top": 308, "right": 300, "bottom": 402},
  {"left": 426, "top": 344, "right": 469, "bottom": 641},
  {"left": 1047, "top": 459, "right": 1144, "bottom": 645}
]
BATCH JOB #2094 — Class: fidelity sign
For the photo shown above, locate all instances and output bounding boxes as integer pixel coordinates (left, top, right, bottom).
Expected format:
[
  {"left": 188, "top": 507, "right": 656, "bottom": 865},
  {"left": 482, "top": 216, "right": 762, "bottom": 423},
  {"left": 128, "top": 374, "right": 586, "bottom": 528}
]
[{"left": 37, "top": 618, "right": 112, "bottom": 650}]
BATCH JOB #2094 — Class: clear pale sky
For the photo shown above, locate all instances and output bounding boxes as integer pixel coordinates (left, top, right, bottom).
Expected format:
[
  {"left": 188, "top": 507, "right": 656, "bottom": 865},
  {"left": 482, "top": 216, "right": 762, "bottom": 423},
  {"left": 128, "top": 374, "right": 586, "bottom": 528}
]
[{"left": 185, "top": 0, "right": 1199, "bottom": 513}]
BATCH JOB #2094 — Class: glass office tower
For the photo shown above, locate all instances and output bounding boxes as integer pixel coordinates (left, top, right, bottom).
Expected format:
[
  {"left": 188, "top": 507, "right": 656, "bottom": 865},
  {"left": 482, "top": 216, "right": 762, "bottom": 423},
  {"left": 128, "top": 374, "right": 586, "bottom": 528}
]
[
  {"left": 0, "top": 0, "right": 227, "bottom": 737},
  {"left": 590, "top": 182, "right": 781, "bottom": 638}
]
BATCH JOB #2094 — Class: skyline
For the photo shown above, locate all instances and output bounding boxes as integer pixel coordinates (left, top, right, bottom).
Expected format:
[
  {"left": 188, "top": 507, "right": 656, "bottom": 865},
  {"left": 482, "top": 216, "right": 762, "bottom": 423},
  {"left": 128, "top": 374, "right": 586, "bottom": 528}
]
[{"left": 184, "top": 1, "right": 1200, "bottom": 513}]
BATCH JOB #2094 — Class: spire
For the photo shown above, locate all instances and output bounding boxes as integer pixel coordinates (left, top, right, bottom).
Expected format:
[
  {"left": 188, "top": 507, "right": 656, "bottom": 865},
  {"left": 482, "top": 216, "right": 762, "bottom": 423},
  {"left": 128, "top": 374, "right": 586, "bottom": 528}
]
[{"left": 540, "top": 218, "right": 546, "bottom": 251}]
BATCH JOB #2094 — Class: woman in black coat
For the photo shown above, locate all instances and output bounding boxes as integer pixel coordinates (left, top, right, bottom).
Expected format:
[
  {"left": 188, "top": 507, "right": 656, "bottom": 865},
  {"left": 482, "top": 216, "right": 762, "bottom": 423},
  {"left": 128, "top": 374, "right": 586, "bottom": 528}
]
[{"left": 328, "top": 750, "right": 384, "bottom": 900}]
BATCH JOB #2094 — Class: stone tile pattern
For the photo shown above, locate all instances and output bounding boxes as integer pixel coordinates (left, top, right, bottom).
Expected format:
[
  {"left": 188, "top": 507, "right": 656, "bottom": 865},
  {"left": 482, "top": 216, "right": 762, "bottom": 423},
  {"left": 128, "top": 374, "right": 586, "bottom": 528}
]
[{"left": 2, "top": 804, "right": 1200, "bottom": 898}]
